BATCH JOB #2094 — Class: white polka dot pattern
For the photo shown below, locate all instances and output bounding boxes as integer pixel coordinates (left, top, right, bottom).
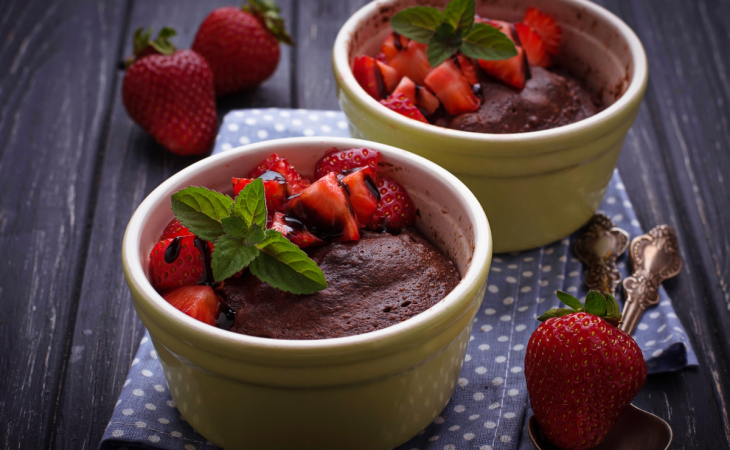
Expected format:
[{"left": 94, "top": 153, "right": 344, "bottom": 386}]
[{"left": 101, "top": 108, "right": 696, "bottom": 450}]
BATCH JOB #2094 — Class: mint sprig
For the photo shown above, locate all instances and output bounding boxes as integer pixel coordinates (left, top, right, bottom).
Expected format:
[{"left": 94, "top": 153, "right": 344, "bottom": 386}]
[
  {"left": 390, "top": 0, "right": 517, "bottom": 67},
  {"left": 537, "top": 290, "right": 622, "bottom": 326},
  {"left": 170, "top": 180, "right": 327, "bottom": 294}
]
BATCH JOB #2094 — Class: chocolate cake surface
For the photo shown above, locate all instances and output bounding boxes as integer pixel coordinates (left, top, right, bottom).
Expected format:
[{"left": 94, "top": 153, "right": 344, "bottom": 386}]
[
  {"left": 215, "top": 228, "right": 461, "bottom": 340},
  {"left": 432, "top": 66, "right": 600, "bottom": 133}
]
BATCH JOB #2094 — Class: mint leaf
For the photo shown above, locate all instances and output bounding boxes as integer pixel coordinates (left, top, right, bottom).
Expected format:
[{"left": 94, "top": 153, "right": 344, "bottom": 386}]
[
  {"left": 221, "top": 217, "right": 266, "bottom": 245},
  {"left": 390, "top": 6, "right": 442, "bottom": 43},
  {"left": 441, "top": 0, "right": 475, "bottom": 34},
  {"left": 461, "top": 23, "right": 517, "bottom": 61},
  {"left": 537, "top": 308, "right": 575, "bottom": 322},
  {"left": 585, "top": 291, "right": 607, "bottom": 316},
  {"left": 427, "top": 23, "right": 462, "bottom": 67},
  {"left": 231, "top": 178, "right": 267, "bottom": 228},
  {"left": 556, "top": 291, "right": 584, "bottom": 311},
  {"left": 250, "top": 230, "right": 327, "bottom": 294},
  {"left": 211, "top": 235, "right": 260, "bottom": 281},
  {"left": 171, "top": 187, "right": 233, "bottom": 242}
]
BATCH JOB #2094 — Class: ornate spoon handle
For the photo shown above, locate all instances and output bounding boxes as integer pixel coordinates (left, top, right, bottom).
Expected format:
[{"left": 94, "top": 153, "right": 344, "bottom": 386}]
[
  {"left": 620, "top": 225, "right": 682, "bottom": 335},
  {"left": 574, "top": 214, "right": 630, "bottom": 296}
]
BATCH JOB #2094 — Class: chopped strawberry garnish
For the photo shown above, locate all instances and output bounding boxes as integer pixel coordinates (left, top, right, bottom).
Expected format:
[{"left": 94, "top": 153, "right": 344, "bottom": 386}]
[
  {"left": 388, "top": 41, "right": 431, "bottom": 86},
  {"left": 149, "top": 235, "right": 205, "bottom": 290},
  {"left": 232, "top": 175, "right": 288, "bottom": 215},
  {"left": 391, "top": 77, "right": 440, "bottom": 116},
  {"left": 160, "top": 218, "right": 193, "bottom": 240},
  {"left": 314, "top": 147, "right": 380, "bottom": 180},
  {"left": 380, "top": 94, "right": 428, "bottom": 123},
  {"left": 381, "top": 32, "right": 410, "bottom": 61},
  {"left": 374, "top": 52, "right": 388, "bottom": 63},
  {"left": 367, "top": 177, "right": 416, "bottom": 230},
  {"left": 523, "top": 6, "right": 562, "bottom": 55},
  {"left": 341, "top": 167, "right": 380, "bottom": 227},
  {"left": 515, "top": 23, "right": 552, "bottom": 67},
  {"left": 483, "top": 19, "right": 515, "bottom": 40},
  {"left": 162, "top": 285, "right": 220, "bottom": 326},
  {"left": 456, "top": 53, "right": 479, "bottom": 85},
  {"left": 270, "top": 212, "right": 323, "bottom": 248},
  {"left": 248, "top": 153, "right": 310, "bottom": 195},
  {"left": 375, "top": 60, "right": 401, "bottom": 93},
  {"left": 424, "top": 59, "right": 481, "bottom": 115},
  {"left": 353, "top": 55, "right": 386, "bottom": 100},
  {"left": 284, "top": 173, "right": 360, "bottom": 242},
  {"left": 478, "top": 46, "right": 530, "bottom": 89}
]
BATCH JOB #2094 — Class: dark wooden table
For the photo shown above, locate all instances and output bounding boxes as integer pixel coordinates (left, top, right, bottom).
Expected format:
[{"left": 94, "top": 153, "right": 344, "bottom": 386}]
[{"left": 1, "top": 0, "right": 729, "bottom": 448}]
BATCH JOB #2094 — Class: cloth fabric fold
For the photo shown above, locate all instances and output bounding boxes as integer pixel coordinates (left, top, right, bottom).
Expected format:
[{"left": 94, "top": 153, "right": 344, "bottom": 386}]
[{"left": 100, "top": 108, "right": 696, "bottom": 450}]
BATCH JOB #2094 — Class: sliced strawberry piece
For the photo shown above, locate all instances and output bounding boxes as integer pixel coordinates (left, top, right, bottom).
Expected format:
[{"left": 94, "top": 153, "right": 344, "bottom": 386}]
[
  {"left": 367, "top": 177, "right": 416, "bottom": 230},
  {"left": 374, "top": 52, "right": 388, "bottom": 63},
  {"left": 150, "top": 235, "right": 205, "bottom": 290},
  {"left": 162, "top": 285, "right": 221, "bottom": 326},
  {"left": 478, "top": 46, "right": 530, "bottom": 89},
  {"left": 248, "top": 153, "right": 310, "bottom": 195},
  {"left": 375, "top": 60, "right": 401, "bottom": 93},
  {"left": 160, "top": 218, "right": 194, "bottom": 240},
  {"left": 314, "top": 147, "right": 380, "bottom": 180},
  {"left": 483, "top": 19, "right": 515, "bottom": 40},
  {"left": 388, "top": 41, "right": 431, "bottom": 86},
  {"left": 284, "top": 173, "right": 360, "bottom": 242},
  {"left": 353, "top": 55, "right": 386, "bottom": 100},
  {"left": 424, "top": 59, "right": 481, "bottom": 115},
  {"left": 379, "top": 94, "right": 428, "bottom": 123},
  {"left": 341, "top": 167, "right": 380, "bottom": 227},
  {"left": 271, "top": 212, "right": 323, "bottom": 248},
  {"left": 391, "top": 77, "right": 440, "bottom": 116},
  {"left": 456, "top": 53, "right": 479, "bottom": 85},
  {"left": 381, "top": 32, "right": 409, "bottom": 61},
  {"left": 515, "top": 23, "right": 552, "bottom": 67},
  {"left": 232, "top": 174, "right": 288, "bottom": 215},
  {"left": 524, "top": 6, "right": 562, "bottom": 55}
]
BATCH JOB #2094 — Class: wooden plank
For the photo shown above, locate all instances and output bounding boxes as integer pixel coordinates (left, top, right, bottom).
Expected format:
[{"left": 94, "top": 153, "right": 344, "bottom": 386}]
[
  {"left": 295, "top": 0, "right": 370, "bottom": 109},
  {"left": 0, "top": 0, "right": 129, "bottom": 448},
  {"left": 51, "top": 1, "right": 294, "bottom": 448},
  {"left": 593, "top": 0, "right": 730, "bottom": 447}
]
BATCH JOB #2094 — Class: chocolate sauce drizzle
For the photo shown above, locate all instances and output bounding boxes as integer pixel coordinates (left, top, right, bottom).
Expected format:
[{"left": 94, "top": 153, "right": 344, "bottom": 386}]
[
  {"left": 163, "top": 236, "right": 183, "bottom": 264},
  {"left": 193, "top": 237, "right": 213, "bottom": 285}
]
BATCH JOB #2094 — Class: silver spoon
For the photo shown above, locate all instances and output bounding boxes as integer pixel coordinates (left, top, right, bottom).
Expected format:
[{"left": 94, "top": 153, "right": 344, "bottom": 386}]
[
  {"left": 528, "top": 404, "right": 673, "bottom": 450},
  {"left": 573, "top": 213, "right": 630, "bottom": 296},
  {"left": 620, "top": 224, "right": 682, "bottom": 335}
]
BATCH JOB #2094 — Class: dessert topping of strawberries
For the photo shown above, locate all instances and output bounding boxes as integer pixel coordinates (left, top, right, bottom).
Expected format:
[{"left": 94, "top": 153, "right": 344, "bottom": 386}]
[
  {"left": 353, "top": 55, "right": 387, "bottom": 100},
  {"left": 284, "top": 173, "right": 360, "bottom": 241},
  {"left": 271, "top": 212, "right": 323, "bottom": 248},
  {"left": 367, "top": 177, "right": 416, "bottom": 230},
  {"left": 341, "top": 167, "right": 381, "bottom": 227},
  {"left": 314, "top": 147, "right": 380, "bottom": 180},
  {"left": 525, "top": 291, "right": 647, "bottom": 450},
  {"left": 232, "top": 175, "right": 288, "bottom": 217},
  {"left": 381, "top": 32, "right": 410, "bottom": 62},
  {"left": 380, "top": 94, "right": 429, "bottom": 123},
  {"left": 523, "top": 6, "right": 562, "bottom": 55},
  {"left": 150, "top": 235, "right": 205, "bottom": 290},
  {"left": 162, "top": 285, "right": 221, "bottom": 326},
  {"left": 424, "top": 59, "right": 481, "bottom": 115},
  {"left": 391, "top": 77, "right": 440, "bottom": 116},
  {"left": 161, "top": 218, "right": 194, "bottom": 240},
  {"left": 248, "top": 153, "right": 310, "bottom": 194},
  {"left": 387, "top": 41, "right": 432, "bottom": 86},
  {"left": 515, "top": 22, "right": 552, "bottom": 67}
]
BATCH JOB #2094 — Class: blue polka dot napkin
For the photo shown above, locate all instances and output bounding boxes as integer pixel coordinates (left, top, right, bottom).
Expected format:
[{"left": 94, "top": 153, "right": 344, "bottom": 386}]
[{"left": 101, "top": 108, "right": 697, "bottom": 450}]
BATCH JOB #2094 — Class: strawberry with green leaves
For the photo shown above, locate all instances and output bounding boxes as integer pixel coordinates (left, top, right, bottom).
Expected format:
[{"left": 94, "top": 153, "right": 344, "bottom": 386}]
[
  {"left": 525, "top": 291, "right": 647, "bottom": 450},
  {"left": 192, "top": 0, "right": 294, "bottom": 96}
]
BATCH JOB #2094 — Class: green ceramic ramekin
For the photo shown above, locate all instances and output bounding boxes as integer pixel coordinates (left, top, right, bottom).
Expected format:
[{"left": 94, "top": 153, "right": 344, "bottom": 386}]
[
  {"left": 122, "top": 137, "right": 492, "bottom": 450},
  {"left": 333, "top": 0, "right": 648, "bottom": 252}
]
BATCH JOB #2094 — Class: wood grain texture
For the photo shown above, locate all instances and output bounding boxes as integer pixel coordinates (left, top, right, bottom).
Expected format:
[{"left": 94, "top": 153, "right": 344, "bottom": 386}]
[
  {"left": 50, "top": 1, "right": 293, "bottom": 449},
  {"left": 0, "top": 0, "right": 128, "bottom": 448}
]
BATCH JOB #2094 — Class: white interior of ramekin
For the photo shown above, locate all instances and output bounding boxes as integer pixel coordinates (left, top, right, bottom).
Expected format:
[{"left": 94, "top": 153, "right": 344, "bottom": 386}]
[
  {"left": 123, "top": 137, "right": 491, "bottom": 357},
  {"left": 333, "top": 0, "right": 647, "bottom": 144}
]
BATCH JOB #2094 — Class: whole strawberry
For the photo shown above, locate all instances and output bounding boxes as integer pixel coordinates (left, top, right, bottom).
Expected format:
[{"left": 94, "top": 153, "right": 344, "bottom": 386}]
[
  {"left": 525, "top": 291, "right": 647, "bottom": 450},
  {"left": 122, "top": 27, "right": 217, "bottom": 156},
  {"left": 192, "top": 0, "right": 294, "bottom": 96}
]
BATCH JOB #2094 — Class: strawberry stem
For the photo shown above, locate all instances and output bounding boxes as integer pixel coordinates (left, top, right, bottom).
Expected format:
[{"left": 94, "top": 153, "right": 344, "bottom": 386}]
[
  {"left": 538, "top": 290, "right": 622, "bottom": 325},
  {"left": 124, "top": 26, "right": 177, "bottom": 68},
  {"left": 242, "top": 0, "right": 295, "bottom": 46}
]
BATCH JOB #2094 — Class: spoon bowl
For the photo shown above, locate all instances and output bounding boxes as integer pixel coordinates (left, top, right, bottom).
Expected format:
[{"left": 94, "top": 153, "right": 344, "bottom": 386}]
[{"left": 528, "top": 404, "right": 672, "bottom": 450}]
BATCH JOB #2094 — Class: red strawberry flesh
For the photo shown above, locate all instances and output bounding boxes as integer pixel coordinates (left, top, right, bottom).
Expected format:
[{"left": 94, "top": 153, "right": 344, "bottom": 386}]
[
  {"left": 149, "top": 235, "right": 205, "bottom": 290},
  {"left": 388, "top": 41, "right": 431, "bottom": 86},
  {"left": 271, "top": 212, "right": 323, "bottom": 248},
  {"left": 367, "top": 177, "right": 416, "bottom": 230},
  {"left": 161, "top": 218, "right": 194, "bottom": 240},
  {"left": 515, "top": 22, "right": 552, "bottom": 67},
  {"left": 380, "top": 94, "right": 428, "bottom": 123},
  {"left": 232, "top": 174, "right": 288, "bottom": 216},
  {"left": 341, "top": 167, "right": 380, "bottom": 227},
  {"left": 524, "top": 6, "right": 562, "bottom": 55},
  {"left": 162, "top": 285, "right": 221, "bottom": 326},
  {"left": 283, "top": 173, "right": 360, "bottom": 241},
  {"left": 424, "top": 59, "right": 481, "bottom": 115},
  {"left": 248, "top": 153, "right": 310, "bottom": 195},
  {"left": 353, "top": 55, "right": 387, "bottom": 100}
]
